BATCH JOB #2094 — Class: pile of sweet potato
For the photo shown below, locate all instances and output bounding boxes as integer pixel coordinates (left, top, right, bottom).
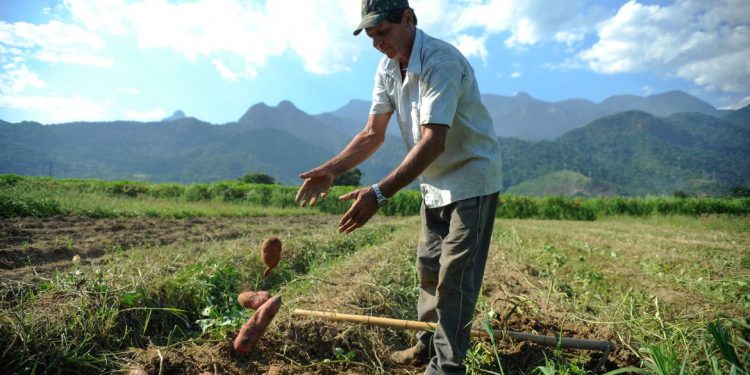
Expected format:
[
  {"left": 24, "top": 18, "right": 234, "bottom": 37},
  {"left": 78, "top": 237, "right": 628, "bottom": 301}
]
[{"left": 232, "top": 237, "right": 284, "bottom": 354}]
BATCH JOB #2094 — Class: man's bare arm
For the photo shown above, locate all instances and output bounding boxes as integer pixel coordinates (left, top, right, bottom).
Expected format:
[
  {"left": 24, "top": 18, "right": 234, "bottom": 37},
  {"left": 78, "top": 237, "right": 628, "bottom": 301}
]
[
  {"left": 335, "top": 123, "right": 447, "bottom": 233},
  {"left": 319, "top": 112, "right": 391, "bottom": 175},
  {"left": 295, "top": 112, "right": 391, "bottom": 206},
  {"left": 377, "top": 123, "right": 447, "bottom": 198}
]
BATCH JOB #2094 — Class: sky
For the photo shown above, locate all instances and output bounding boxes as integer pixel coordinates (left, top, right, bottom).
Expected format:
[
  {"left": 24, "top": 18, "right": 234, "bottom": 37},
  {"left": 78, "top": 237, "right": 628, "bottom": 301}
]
[{"left": 0, "top": 0, "right": 749, "bottom": 125}]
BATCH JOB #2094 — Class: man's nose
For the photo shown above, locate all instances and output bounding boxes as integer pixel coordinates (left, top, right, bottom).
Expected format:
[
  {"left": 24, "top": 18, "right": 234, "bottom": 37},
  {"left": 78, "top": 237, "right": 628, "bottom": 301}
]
[{"left": 372, "top": 37, "right": 382, "bottom": 50}]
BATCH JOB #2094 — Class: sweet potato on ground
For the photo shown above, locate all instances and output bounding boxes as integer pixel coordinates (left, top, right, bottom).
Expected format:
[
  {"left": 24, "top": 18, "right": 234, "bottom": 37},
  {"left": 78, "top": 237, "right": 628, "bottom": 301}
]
[
  {"left": 237, "top": 290, "right": 271, "bottom": 309},
  {"left": 233, "top": 296, "right": 282, "bottom": 354},
  {"left": 260, "top": 237, "right": 282, "bottom": 277}
]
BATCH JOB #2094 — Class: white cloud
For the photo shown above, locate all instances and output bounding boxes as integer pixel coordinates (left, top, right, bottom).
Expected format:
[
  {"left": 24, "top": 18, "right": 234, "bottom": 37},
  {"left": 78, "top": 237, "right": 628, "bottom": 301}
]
[
  {"left": 34, "top": 50, "right": 113, "bottom": 67},
  {"left": 212, "top": 58, "right": 257, "bottom": 81},
  {"left": 452, "top": 34, "right": 488, "bottom": 63},
  {"left": 0, "top": 19, "right": 112, "bottom": 67},
  {"left": 415, "top": 0, "right": 603, "bottom": 49},
  {"left": 0, "top": 93, "right": 106, "bottom": 123},
  {"left": 124, "top": 108, "right": 166, "bottom": 121},
  {"left": 0, "top": 63, "right": 105, "bottom": 123},
  {"left": 554, "top": 30, "right": 585, "bottom": 46},
  {"left": 720, "top": 95, "right": 750, "bottom": 110},
  {"left": 0, "top": 64, "right": 47, "bottom": 94},
  {"left": 118, "top": 87, "right": 139, "bottom": 95},
  {"left": 65, "top": 0, "right": 363, "bottom": 77},
  {"left": 579, "top": 0, "right": 750, "bottom": 93},
  {"left": 510, "top": 71, "right": 521, "bottom": 78}
]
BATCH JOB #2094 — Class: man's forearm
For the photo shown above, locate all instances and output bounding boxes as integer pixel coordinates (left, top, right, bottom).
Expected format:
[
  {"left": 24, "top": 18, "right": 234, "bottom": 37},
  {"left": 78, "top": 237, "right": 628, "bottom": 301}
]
[
  {"left": 378, "top": 125, "right": 446, "bottom": 198},
  {"left": 321, "top": 128, "right": 384, "bottom": 176}
]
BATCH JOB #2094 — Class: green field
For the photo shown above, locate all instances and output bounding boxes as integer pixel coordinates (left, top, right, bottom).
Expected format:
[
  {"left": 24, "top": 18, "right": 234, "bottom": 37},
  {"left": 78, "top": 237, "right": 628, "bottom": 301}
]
[{"left": 1, "top": 176, "right": 748, "bottom": 374}]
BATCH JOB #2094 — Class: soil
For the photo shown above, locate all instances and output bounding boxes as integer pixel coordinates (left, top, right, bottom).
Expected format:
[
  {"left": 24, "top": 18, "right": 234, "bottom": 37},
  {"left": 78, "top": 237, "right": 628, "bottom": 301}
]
[
  {"left": 0, "top": 216, "right": 640, "bottom": 374},
  {"left": 0, "top": 215, "right": 333, "bottom": 280}
]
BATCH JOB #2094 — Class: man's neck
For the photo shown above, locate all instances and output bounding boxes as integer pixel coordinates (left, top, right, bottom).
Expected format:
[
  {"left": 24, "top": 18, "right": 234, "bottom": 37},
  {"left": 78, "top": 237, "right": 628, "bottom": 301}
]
[{"left": 399, "top": 28, "right": 417, "bottom": 68}]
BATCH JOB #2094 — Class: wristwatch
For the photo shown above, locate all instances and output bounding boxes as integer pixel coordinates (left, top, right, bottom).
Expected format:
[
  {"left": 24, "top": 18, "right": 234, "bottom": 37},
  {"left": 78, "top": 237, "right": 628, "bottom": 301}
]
[{"left": 371, "top": 184, "right": 389, "bottom": 208}]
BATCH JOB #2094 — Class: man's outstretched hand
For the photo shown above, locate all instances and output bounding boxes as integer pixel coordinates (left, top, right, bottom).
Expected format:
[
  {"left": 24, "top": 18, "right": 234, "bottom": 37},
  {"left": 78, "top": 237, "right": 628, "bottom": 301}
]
[
  {"left": 296, "top": 168, "right": 335, "bottom": 207},
  {"left": 337, "top": 187, "right": 378, "bottom": 233}
]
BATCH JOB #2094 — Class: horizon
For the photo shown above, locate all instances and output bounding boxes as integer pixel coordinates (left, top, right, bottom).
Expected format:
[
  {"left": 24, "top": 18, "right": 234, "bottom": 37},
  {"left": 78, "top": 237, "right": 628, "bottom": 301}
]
[
  {"left": 2, "top": 89, "right": 725, "bottom": 126},
  {"left": 2, "top": 0, "right": 749, "bottom": 125}
]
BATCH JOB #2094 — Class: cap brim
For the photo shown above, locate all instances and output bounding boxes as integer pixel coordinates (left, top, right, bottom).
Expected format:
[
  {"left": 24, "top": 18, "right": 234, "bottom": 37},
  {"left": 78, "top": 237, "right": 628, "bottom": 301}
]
[{"left": 353, "top": 12, "right": 387, "bottom": 35}]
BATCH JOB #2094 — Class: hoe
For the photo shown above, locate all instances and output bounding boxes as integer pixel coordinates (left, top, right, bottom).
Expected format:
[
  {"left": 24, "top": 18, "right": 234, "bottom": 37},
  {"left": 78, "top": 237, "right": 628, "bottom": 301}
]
[{"left": 293, "top": 308, "right": 615, "bottom": 369}]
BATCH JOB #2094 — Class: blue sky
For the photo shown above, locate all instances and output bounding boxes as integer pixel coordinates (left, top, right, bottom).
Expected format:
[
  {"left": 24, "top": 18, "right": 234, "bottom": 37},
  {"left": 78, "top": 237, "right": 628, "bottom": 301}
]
[{"left": 1, "top": 0, "right": 748, "bottom": 124}]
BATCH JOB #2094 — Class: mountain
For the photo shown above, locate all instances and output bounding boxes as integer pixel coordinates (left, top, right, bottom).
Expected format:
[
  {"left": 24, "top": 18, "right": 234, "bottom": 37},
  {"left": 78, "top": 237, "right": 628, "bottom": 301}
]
[
  {"left": 1, "top": 98, "right": 747, "bottom": 196},
  {"left": 316, "top": 99, "right": 401, "bottom": 137},
  {"left": 504, "top": 170, "right": 618, "bottom": 197},
  {"left": 162, "top": 110, "right": 187, "bottom": 122},
  {"left": 318, "top": 91, "right": 719, "bottom": 141},
  {"left": 500, "top": 108, "right": 750, "bottom": 195},
  {"left": 482, "top": 90, "right": 720, "bottom": 140},
  {"left": 0, "top": 102, "right": 406, "bottom": 185}
]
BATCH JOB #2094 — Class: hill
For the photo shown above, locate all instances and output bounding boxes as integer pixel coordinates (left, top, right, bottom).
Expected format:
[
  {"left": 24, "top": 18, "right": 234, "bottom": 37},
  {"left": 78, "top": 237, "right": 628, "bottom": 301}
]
[
  {"left": 0, "top": 103, "right": 405, "bottom": 185},
  {"left": 504, "top": 170, "right": 618, "bottom": 197},
  {"left": 325, "top": 91, "right": 720, "bottom": 141},
  {"left": 500, "top": 108, "right": 750, "bottom": 195},
  {"left": 1, "top": 97, "right": 748, "bottom": 196},
  {"left": 482, "top": 90, "right": 720, "bottom": 140}
]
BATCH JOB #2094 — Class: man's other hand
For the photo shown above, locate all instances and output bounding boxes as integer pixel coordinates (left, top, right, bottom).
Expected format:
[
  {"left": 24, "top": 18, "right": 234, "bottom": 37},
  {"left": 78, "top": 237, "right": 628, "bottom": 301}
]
[
  {"left": 296, "top": 168, "right": 335, "bottom": 207},
  {"left": 337, "top": 187, "right": 378, "bottom": 233}
]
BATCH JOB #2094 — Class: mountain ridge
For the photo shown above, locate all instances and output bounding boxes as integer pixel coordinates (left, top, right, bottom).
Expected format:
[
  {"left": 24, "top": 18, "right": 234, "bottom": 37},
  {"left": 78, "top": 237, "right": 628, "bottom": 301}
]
[{"left": 1, "top": 91, "right": 748, "bottom": 195}]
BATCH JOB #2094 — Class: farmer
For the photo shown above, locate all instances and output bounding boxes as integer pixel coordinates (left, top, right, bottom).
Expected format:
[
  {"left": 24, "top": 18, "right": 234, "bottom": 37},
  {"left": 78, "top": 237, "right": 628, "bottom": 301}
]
[{"left": 295, "top": 0, "right": 502, "bottom": 373}]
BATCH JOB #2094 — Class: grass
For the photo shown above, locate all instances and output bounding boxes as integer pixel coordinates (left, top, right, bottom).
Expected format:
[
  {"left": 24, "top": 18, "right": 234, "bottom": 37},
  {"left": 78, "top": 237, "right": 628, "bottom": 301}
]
[
  {"left": 1, "top": 180, "right": 748, "bottom": 373},
  {"left": 488, "top": 216, "right": 749, "bottom": 374}
]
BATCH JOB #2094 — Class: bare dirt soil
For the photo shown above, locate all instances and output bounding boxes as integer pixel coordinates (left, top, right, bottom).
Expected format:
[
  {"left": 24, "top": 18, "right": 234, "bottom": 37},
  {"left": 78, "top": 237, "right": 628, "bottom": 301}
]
[
  {"left": 1, "top": 216, "right": 639, "bottom": 374},
  {"left": 0, "top": 215, "right": 334, "bottom": 279}
]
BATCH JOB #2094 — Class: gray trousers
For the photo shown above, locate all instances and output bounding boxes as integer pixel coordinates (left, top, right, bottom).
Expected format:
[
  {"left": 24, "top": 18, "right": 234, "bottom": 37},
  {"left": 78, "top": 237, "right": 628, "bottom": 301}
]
[{"left": 415, "top": 192, "right": 498, "bottom": 375}]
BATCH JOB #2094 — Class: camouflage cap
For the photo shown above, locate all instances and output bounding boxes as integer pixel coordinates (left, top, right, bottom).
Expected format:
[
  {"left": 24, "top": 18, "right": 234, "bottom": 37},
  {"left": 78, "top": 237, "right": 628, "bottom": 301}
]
[{"left": 353, "top": 0, "right": 410, "bottom": 36}]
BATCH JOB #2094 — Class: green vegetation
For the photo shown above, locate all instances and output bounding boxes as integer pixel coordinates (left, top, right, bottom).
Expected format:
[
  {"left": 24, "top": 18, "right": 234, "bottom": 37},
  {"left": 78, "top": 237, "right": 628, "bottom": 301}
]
[
  {"left": 2, "top": 175, "right": 748, "bottom": 221},
  {"left": 333, "top": 167, "right": 363, "bottom": 186},
  {"left": 0, "top": 178, "right": 747, "bottom": 374},
  {"left": 239, "top": 172, "right": 277, "bottom": 185},
  {"left": 500, "top": 110, "right": 750, "bottom": 196},
  {"left": 3, "top": 103, "right": 749, "bottom": 196}
]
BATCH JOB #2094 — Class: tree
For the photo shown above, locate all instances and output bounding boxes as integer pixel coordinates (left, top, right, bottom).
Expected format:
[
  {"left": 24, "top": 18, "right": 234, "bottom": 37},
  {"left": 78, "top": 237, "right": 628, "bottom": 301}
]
[
  {"left": 333, "top": 168, "right": 362, "bottom": 186},
  {"left": 239, "top": 173, "right": 276, "bottom": 184}
]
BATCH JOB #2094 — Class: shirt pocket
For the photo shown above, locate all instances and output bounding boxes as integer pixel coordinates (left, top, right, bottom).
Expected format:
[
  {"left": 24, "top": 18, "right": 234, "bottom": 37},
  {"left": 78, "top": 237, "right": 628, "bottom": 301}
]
[{"left": 410, "top": 101, "right": 421, "bottom": 143}]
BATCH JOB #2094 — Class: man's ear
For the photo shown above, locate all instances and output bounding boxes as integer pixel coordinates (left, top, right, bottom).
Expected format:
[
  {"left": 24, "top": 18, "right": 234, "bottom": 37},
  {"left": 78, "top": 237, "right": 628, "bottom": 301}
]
[{"left": 404, "top": 9, "right": 414, "bottom": 26}]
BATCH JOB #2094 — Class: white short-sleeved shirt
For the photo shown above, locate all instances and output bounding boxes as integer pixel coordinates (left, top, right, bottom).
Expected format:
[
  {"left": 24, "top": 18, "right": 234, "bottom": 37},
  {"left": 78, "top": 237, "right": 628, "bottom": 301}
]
[{"left": 370, "top": 29, "right": 503, "bottom": 208}]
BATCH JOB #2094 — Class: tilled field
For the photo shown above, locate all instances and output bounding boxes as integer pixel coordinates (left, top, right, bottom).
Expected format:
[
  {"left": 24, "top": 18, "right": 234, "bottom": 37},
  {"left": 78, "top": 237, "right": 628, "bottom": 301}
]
[{"left": 2, "top": 214, "right": 747, "bottom": 374}]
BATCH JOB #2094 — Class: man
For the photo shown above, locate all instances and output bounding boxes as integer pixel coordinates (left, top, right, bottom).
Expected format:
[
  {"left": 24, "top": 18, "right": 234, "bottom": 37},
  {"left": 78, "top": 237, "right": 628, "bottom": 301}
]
[{"left": 295, "top": 0, "right": 502, "bottom": 374}]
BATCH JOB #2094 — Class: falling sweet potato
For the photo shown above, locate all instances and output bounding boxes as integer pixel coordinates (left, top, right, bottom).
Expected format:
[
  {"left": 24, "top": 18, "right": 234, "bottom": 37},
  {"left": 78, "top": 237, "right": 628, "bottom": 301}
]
[
  {"left": 260, "top": 237, "right": 282, "bottom": 277},
  {"left": 233, "top": 295, "right": 282, "bottom": 354},
  {"left": 237, "top": 290, "right": 271, "bottom": 309}
]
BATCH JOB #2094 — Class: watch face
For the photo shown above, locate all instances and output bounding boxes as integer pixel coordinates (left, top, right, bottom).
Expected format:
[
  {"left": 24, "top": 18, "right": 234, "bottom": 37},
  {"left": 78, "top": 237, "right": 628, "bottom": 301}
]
[{"left": 378, "top": 198, "right": 388, "bottom": 207}]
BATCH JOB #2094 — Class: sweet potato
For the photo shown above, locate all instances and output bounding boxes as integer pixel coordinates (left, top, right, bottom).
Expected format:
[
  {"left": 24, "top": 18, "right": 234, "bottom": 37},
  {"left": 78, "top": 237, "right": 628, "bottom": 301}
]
[
  {"left": 237, "top": 290, "right": 271, "bottom": 309},
  {"left": 260, "top": 237, "right": 282, "bottom": 277},
  {"left": 233, "top": 295, "right": 282, "bottom": 354}
]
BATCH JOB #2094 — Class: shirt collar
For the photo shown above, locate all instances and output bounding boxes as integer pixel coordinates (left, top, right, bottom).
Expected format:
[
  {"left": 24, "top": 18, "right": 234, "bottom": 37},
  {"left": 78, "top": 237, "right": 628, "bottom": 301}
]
[
  {"left": 406, "top": 28, "right": 423, "bottom": 75},
  {"left": 386, "top": 28, "right": 424, "bottom": 77}
]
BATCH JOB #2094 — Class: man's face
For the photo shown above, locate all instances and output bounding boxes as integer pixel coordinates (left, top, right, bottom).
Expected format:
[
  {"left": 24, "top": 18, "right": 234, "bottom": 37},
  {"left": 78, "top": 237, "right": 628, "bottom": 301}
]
[{"left": 365, "top": 11, "right": 413, "bottom": 61}]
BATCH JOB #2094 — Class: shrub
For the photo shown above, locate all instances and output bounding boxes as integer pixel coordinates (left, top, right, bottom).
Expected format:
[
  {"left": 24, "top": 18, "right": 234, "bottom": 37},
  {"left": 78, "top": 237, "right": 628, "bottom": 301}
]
[
  {"left": 0, "top": 191, "right": 62, "bottom": 217},
  {"left": 0, "top": 174, "right": 24, "bottom": 187},
  {"left": 149, "top": 183, "right": 185, "bottom": 198},
  {"left": 104, "top": 181, "right": 149, "bottom": 197},
  {"left": 239, "top": 173, "right": 276, "bottom": 185},
  {"left": 185, "top": 184, "right": 211, "bottom": 201}
]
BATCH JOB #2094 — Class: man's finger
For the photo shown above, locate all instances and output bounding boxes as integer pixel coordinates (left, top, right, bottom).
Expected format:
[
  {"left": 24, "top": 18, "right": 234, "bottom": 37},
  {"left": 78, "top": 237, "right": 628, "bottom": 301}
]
[
  {"left": 299, "top": 169, "right": 318, "bottom": 179},
  {"left": 339, "top": 191, "right": 355, "bottom": 201}
]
